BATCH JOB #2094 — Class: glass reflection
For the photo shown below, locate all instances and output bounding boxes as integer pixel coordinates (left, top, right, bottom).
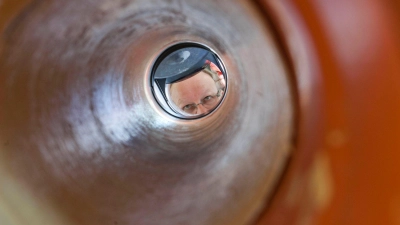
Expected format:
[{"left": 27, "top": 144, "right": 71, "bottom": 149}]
[
  {"left": 167, "top": 63, "right": 226, "bottom": 115},
  {"left": 152, "top": 44, "right": 227, "bottom": 118}
]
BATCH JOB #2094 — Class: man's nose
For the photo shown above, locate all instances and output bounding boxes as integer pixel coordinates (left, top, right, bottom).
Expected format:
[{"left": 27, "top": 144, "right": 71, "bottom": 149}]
[{"left": 197, "top": 104, "right": 208, "bottom": 114}]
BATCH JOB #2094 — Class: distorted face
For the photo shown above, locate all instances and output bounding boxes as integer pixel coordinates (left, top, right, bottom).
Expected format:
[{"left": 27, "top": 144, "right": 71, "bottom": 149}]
[{"left": 169, "top": 71, "right": 221, "bottom": 115}]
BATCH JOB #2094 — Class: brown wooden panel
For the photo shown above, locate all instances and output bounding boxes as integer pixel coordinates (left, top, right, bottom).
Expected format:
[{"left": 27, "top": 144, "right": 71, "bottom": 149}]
[{"left": 257, "top": 0, "right": 400, "bottom": 224}]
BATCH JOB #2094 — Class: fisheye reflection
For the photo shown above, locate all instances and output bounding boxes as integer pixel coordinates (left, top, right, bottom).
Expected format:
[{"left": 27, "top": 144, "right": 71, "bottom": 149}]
[
  {"left": 168, "top": 63, "right": 226, "bottom": 115},
  {"left": 152, "top": 44, "right": 227, "bottom": 118}
]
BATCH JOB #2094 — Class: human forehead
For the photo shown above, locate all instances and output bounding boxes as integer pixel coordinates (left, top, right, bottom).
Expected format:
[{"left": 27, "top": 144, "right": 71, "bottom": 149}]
[
  {"left": 171, "top": 71, "right": 215, "bottom": 91},
  {"left": 170, "top": 72, "right": 217, "bottom": 103}
]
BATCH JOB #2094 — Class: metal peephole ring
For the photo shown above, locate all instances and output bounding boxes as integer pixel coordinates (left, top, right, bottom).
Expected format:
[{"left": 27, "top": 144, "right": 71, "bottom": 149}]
[{"left": 151, "top": 42, "right": 228, "bottom": 119}]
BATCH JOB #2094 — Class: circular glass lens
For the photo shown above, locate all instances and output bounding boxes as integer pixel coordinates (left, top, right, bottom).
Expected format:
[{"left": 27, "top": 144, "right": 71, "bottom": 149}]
[{"left": 151, "top": 43, "right": 227, "bottom": 119}]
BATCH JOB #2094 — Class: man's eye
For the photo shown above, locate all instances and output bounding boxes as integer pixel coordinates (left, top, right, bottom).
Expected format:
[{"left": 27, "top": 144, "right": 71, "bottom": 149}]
[
  {"left": 183, "top": 104, "right": 192, "bottom": 110},
  {"left": 204, "top": 96, "right": 213, "bottom": 101}
]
